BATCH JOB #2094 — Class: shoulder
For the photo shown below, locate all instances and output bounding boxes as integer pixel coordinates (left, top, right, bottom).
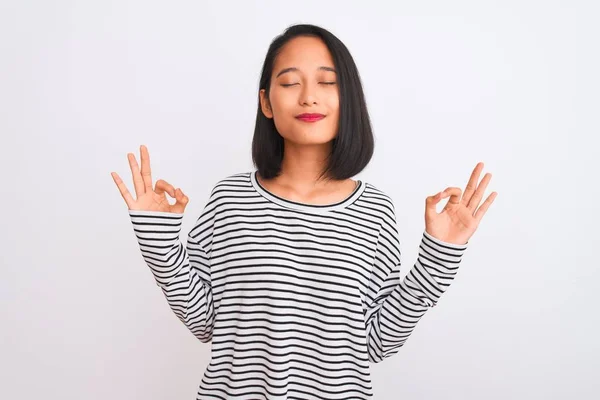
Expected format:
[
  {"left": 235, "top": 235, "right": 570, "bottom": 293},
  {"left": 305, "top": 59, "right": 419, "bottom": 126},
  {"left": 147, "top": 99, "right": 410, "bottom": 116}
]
[
  {"left": 360, "top": 180, "right": 397, "bottom": 217},
  {"left": 207, "top": 171, "right": 253, "bottom": 196},
  {"left": 359, "top": 181, "right": 401, "bottom": 242},
  {"left": 193, "top": 171, "right": 252, "bottom": 221}
]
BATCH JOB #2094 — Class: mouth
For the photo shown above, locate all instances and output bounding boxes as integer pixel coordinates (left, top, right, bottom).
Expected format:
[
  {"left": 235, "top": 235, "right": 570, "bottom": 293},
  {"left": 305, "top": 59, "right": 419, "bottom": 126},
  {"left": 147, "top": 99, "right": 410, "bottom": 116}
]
[{"left": 295, "top": 113, "right": 325, "bottom": 122}]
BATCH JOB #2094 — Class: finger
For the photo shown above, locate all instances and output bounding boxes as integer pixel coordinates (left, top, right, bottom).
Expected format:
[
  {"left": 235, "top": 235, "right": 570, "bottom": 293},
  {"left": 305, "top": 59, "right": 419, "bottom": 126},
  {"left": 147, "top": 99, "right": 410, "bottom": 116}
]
[
  {"left": 111, "top": 172, "right": 136, "bottom": 209},
  {"left": 474, "top": 192, "right": 497, "bottom": 222},
  {"left": 468, "top": 173, "right": 492, "bottom": 211},
  {"left": 425, "top": 190, "right": 446, "bottom": 213},
  {"left": 442, "top": 187, "right": 462, "bottom": 206},
  {"left": 172, "top": 188, "right": 190, "bottom": 213},
  {"left": 128, "top": 153, "right": 145, "bottom": 198},
  {"left": 140, "top": 145, "right": 153, "bottom": 192},
  {"left": 461, "top": 162, "right": 484, "bottom": 206},
  {"left": 155, "top": 179, "right": 176, "bottom": 198}
]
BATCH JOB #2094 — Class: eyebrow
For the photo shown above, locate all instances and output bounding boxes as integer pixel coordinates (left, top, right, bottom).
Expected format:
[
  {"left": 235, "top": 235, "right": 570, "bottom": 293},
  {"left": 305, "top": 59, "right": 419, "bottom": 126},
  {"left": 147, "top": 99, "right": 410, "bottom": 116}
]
[{"left": 275, "top": 66, "right": 337, "bottom": 78}]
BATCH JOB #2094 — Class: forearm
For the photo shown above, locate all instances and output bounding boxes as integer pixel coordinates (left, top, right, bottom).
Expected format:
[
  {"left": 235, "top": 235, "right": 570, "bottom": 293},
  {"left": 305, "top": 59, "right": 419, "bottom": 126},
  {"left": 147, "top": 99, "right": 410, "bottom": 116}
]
[
  {"left": 367, "top": 230, "right": 467, "bottom": 363},
  {"left": 129, "top": 210, "right": 215, "bottom": 342}
]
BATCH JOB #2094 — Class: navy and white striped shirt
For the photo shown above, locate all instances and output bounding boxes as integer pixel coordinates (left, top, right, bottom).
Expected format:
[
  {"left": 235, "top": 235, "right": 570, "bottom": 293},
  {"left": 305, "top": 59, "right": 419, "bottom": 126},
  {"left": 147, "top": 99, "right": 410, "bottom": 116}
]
[{"left": 129, "top": 171, "right": 468, "bottom": 399}]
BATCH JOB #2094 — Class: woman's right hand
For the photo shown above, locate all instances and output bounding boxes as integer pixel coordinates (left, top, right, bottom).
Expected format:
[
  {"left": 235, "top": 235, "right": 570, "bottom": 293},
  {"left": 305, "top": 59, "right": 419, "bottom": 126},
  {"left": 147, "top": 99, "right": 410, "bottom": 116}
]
[{"left": 111, "top": 145, "right": 189, "bottom": 214}]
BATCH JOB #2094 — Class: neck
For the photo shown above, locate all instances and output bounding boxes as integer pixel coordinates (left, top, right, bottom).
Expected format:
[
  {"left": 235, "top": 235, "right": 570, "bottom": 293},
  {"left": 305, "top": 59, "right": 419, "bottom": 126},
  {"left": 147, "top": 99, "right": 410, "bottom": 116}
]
[{"left": 276, "top": 140, "right": 335, "bottom": 188}]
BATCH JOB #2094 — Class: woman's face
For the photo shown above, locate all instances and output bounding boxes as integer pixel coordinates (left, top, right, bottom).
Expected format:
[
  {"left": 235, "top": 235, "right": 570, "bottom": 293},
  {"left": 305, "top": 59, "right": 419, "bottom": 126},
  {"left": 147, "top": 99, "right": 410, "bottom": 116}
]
[{"left": 260, "top": 36, "right": 340, "bottom": 146}]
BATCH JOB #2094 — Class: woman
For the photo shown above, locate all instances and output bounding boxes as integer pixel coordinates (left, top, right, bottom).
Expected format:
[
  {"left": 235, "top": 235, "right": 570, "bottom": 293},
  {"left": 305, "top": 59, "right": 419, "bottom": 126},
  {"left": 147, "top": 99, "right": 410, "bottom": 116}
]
[{"left": 111, "top": 23, "right": 496, "bottom": 400}]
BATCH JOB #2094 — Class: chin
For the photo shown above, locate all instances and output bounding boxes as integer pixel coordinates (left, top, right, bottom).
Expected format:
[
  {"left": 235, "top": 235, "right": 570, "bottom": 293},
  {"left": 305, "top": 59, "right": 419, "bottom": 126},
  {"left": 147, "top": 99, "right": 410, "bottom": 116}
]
[
  {"left": 282, "top": 125, "right": 337, "bottom": 143},
  {"left": 284, "top": 132, "right": 336, "bottom": 146}
]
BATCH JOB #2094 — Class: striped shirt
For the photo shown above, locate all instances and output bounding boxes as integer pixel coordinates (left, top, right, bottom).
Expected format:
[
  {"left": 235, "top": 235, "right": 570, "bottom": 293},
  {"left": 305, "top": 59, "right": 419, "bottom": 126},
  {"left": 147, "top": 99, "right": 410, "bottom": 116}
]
[{"left": 129, "top": 171, "right": 468, "bottom": 399}]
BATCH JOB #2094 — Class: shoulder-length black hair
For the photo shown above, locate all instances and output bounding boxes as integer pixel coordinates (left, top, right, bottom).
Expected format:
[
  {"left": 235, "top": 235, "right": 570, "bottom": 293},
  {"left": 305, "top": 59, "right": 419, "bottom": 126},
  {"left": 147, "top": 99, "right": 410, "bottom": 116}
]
[{"left": 251, "top": 23, "right": 374, "bottom": 181}]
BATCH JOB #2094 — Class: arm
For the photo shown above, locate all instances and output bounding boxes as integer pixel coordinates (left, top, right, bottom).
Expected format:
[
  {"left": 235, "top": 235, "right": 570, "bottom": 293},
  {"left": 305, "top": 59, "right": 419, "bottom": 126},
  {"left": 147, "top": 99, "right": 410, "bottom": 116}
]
[
  {"left": 363, "top": 209, "right": 468, "bottom": 363},
  {"left": 129, "top": 210, "right": 215, "bottom": 343}
]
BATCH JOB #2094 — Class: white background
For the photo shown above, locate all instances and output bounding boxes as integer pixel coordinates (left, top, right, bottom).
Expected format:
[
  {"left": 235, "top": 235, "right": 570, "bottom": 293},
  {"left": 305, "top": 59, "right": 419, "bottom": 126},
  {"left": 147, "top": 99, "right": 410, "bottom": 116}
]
[{"left": 1, "top": 0, "right": 598, "bottom": 399}]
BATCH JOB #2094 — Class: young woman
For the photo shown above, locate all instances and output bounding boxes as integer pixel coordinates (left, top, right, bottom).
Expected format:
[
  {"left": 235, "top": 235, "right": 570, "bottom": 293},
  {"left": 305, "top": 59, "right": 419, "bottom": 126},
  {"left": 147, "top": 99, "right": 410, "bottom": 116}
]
[{"left": 111, "top": 24, "right": 496, "bottom": 400}]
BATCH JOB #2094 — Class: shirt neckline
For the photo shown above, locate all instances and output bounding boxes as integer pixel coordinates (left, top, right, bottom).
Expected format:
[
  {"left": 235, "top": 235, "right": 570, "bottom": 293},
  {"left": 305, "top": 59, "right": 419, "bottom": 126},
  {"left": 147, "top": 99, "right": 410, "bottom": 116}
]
[{"left": 250, "top": 170, "right": 365, "bottom": 212}]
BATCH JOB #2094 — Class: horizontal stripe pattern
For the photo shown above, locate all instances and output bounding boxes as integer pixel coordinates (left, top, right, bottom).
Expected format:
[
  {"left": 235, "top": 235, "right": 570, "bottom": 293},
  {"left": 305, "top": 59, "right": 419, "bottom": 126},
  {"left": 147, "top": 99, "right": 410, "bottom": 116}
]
[{"left": 129, "top": 171, "right": 468, "bottom": 399}]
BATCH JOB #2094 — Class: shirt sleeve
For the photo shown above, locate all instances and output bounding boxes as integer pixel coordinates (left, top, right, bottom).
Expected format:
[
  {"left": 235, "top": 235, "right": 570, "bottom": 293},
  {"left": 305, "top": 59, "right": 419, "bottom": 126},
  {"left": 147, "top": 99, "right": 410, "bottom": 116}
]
[
  {"left": 128, "top": 194, "right": 217, "bottom": 343},
  {"left": 363, "top": 205, "right": 468, "bottom": 363}
]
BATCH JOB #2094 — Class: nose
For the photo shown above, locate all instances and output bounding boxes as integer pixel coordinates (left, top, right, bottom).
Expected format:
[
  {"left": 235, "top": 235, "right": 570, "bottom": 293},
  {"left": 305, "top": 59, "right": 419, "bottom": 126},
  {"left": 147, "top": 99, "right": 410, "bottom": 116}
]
[{"left": 299, "top": 83, "right": 318, "bottom": 105}]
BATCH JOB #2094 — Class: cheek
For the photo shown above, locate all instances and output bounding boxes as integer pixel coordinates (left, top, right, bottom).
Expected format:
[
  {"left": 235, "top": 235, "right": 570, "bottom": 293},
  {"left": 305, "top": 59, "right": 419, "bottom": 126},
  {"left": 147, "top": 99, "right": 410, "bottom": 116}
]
[
  {"left": 270, "top": 97, "right": 286, "bottom": 117},
  {"left": 269, "top": 97, "right": 291, "bottom": 126},
  {"left": 327, "top": 91, "right": 340, "bottom": 111}
]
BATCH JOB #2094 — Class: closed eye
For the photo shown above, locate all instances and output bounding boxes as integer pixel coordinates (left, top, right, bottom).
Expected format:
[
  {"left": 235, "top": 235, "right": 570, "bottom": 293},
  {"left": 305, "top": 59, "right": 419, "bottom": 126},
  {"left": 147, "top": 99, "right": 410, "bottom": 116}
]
[{"left": 280, "top": 82, "right": 336, "bottom": 87}]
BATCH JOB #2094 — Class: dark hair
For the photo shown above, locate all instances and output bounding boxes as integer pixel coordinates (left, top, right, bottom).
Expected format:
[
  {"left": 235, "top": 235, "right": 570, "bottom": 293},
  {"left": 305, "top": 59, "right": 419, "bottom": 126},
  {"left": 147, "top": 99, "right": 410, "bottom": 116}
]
[{"left": 251, "top": 23, "right": 374, "bottom": 182}]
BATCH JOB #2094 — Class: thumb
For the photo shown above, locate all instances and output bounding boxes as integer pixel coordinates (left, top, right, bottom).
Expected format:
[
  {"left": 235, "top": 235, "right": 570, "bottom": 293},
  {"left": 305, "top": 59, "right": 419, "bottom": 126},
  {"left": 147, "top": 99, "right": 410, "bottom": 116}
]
[
  {"left": 173, "top": 188, "right": 189, "bottom": 211},
  {"left": 425, "top": 191, "right": 445, "bottom": 214}
]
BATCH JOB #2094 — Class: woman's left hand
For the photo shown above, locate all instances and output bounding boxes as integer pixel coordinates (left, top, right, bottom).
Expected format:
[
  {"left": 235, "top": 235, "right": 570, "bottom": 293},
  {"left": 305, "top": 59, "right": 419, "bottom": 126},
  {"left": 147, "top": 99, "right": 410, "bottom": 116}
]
[{"left": 425, "top": 162, "right": 497, "bottom": 245}]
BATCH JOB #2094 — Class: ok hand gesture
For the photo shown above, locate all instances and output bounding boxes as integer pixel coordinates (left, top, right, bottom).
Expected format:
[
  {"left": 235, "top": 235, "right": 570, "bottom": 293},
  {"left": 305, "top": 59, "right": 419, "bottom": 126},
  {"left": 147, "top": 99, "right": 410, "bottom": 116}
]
[
  {"left": 111, "top": 145, "right": 189, "bottom": 214},
  {"left": 425, "top": 162, "right": 497, "bottom": 245}
]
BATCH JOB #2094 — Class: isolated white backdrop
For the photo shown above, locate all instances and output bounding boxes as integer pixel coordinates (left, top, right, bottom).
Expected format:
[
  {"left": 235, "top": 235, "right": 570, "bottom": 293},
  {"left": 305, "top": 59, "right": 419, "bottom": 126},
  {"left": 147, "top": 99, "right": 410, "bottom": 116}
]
[{"left": 1, "top": 1, "right": 598, "bottom": 399}]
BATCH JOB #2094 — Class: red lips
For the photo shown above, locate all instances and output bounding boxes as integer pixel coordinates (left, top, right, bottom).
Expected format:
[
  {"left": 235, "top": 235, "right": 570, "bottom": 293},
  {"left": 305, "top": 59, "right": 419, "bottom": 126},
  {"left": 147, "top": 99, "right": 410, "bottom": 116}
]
[{"left": 295, "top": 113, "right": 325, "bottom": 122}]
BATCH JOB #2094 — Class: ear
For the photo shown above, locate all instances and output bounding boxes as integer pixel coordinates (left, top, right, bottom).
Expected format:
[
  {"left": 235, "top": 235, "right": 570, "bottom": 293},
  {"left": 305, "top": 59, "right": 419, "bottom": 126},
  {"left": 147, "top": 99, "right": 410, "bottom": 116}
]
[{"left": 259, "top": 89, "right": 273, "bottom": 119}]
